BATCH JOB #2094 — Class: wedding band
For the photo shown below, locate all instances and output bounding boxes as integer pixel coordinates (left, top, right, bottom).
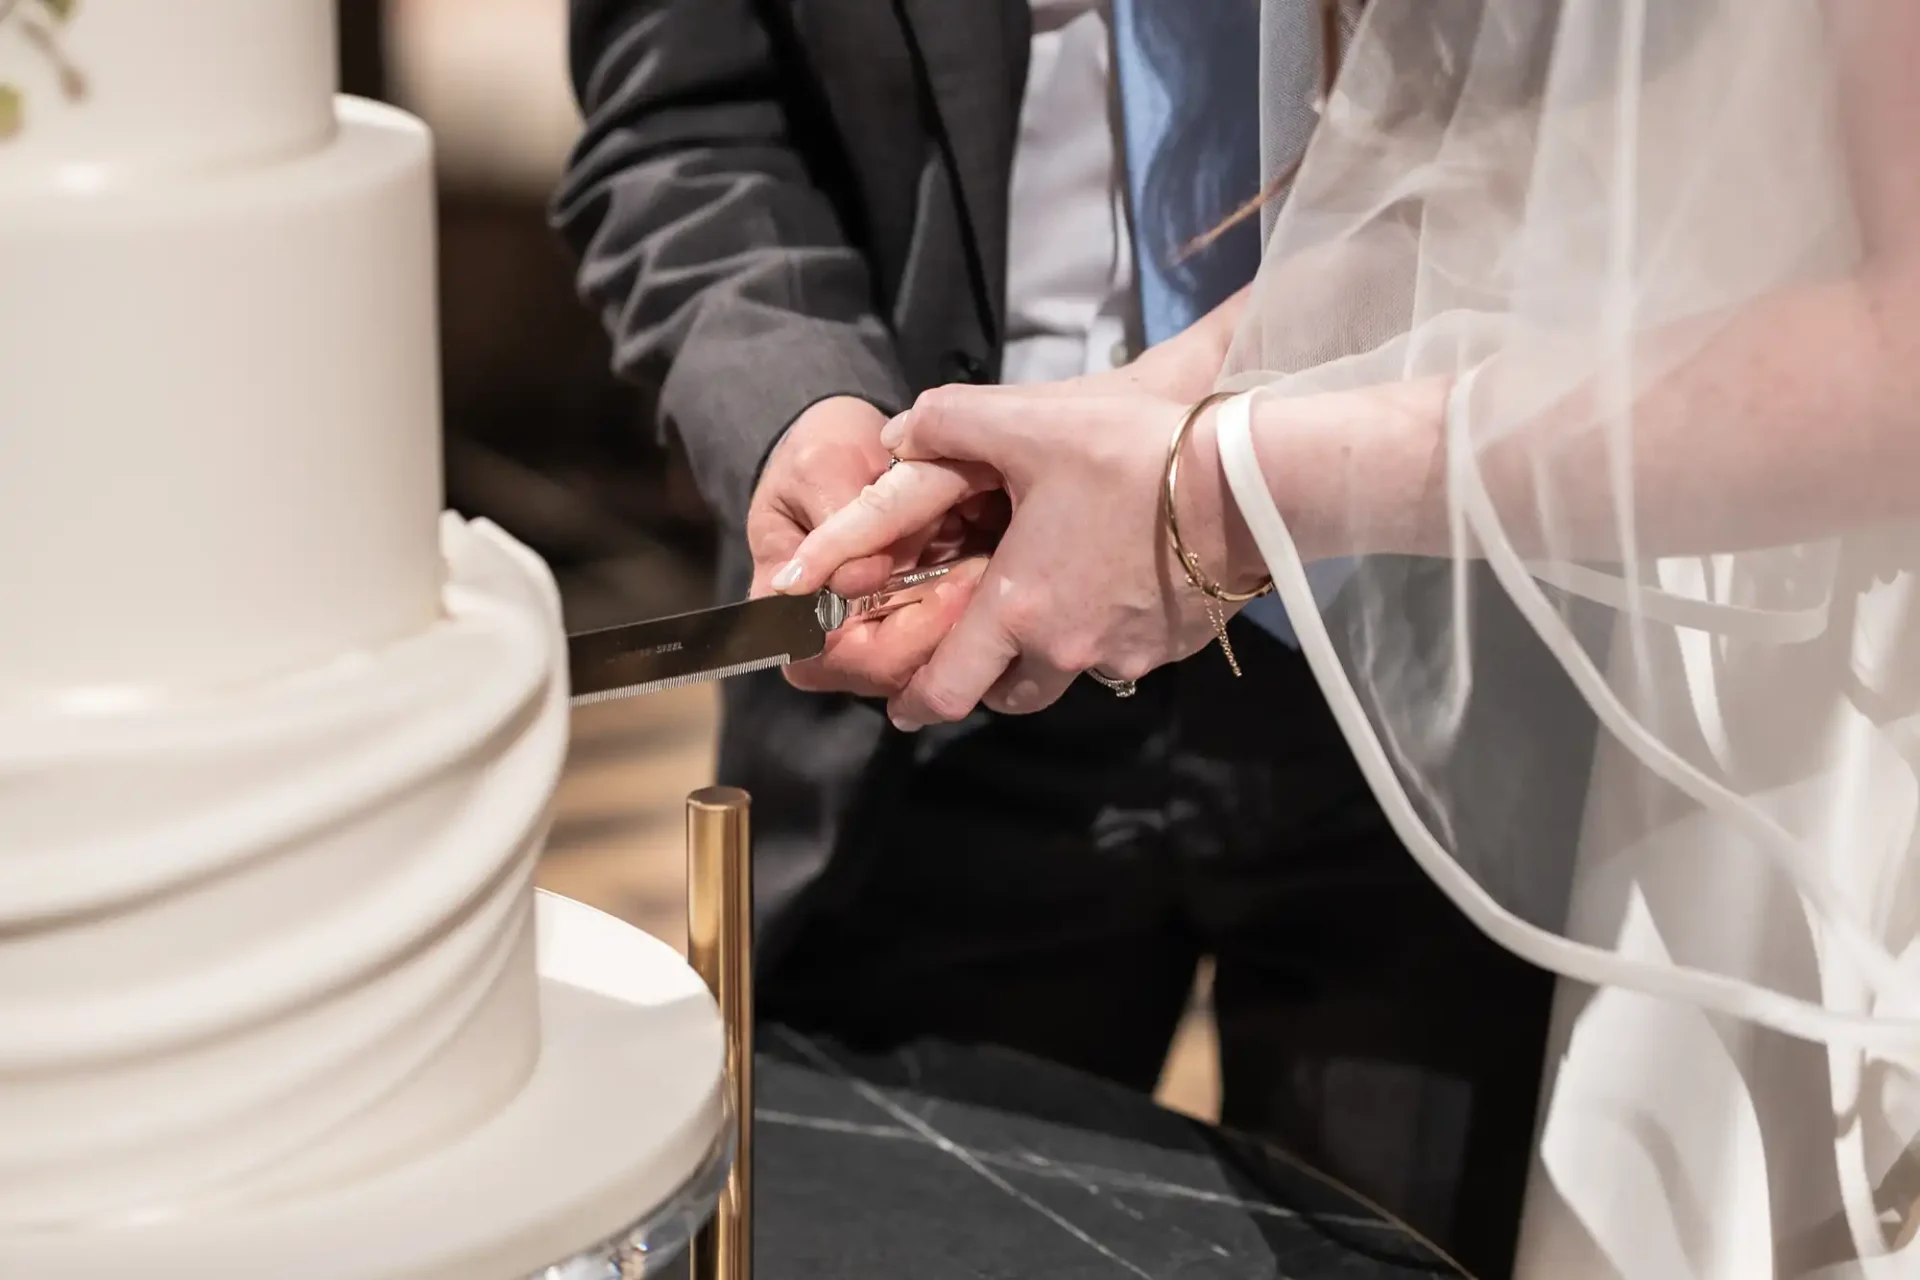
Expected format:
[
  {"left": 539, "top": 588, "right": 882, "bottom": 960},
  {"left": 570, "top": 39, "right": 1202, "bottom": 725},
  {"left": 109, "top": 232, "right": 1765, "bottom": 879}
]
[
  {"left": 886, "top": 455, "right": 902, "bottom": 471},
  {"left": 1088, "top": 670, "right": 1137, "bottom": 698}
]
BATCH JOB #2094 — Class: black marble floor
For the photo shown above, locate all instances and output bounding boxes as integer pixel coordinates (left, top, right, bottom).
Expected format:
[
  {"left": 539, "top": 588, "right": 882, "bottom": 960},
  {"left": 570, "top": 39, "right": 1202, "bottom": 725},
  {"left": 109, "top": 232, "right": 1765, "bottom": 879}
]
[{"left": 664, "top": 1030, "right": 1470, "bottom": 1279}]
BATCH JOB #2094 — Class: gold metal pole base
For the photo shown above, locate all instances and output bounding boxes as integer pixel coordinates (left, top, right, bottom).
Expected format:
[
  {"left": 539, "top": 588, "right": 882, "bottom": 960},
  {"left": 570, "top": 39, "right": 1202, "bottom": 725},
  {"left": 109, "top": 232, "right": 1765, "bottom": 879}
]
[{"left": 686, "top": 787, "right": 752, "bottom": 1280}]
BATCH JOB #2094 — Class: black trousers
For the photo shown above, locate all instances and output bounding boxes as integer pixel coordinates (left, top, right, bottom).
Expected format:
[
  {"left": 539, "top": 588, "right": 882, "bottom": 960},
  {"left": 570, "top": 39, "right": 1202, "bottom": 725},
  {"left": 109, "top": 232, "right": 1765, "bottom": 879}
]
[{"left": 760, "top": 620, "right": 1556, "bottom": 1278}]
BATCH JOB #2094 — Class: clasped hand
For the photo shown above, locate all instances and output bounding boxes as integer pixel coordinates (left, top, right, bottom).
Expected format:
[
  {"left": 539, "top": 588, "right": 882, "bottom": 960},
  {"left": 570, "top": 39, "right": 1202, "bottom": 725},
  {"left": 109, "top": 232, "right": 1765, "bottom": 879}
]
[{"left": 755, "top": 372, "right": 1265, "bottom": 732}]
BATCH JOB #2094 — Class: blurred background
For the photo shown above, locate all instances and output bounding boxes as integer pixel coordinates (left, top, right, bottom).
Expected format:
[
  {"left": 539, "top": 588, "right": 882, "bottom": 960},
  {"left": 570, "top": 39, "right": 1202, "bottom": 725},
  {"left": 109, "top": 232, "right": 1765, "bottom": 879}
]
[{"left": 340, "top": 0, "right": 1217, "bottom": 1121}]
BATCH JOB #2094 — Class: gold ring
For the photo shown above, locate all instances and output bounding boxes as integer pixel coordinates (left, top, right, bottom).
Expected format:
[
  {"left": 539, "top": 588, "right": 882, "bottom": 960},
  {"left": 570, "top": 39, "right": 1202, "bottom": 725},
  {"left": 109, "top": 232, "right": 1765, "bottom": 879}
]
[{"left": 1087, "top": 670, "right": 1137, "bottom": 698}]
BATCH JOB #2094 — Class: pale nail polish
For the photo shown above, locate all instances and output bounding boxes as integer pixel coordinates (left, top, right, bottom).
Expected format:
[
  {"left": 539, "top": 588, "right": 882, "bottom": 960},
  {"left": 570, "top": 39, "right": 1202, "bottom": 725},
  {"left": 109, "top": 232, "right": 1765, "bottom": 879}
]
[
  {"left": 880, "top": 416, "right": 906, "bottom": 450},
  {"left": 771, "top": 560, "right": 804, "bottom": 591},
  {"left": 890, "top": 714, "right": 923, "bottom": 733}
]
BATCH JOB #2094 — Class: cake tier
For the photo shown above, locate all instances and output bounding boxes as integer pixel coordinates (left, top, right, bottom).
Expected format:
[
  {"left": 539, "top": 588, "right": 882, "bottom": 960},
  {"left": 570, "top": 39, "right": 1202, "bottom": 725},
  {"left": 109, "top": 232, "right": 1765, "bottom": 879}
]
[
  {"left": 0, "top": 894, "right": 730, "bottom": 1280},
  {"left": 0, "top": 514, "right": 567, "bottom": 1227},
  {"left": 0, "top": 95, "right": 443, "bottom": 697},
  {"left": 0, "top": 0, "right": 336, "bottom": 184}
]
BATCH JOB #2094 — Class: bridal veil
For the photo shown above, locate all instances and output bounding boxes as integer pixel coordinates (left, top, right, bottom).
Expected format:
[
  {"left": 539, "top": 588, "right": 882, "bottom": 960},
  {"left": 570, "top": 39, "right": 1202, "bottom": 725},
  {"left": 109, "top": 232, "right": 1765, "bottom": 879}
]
[{"left": 1218, "top": 1, "right": 1920, "bottom": 1273}]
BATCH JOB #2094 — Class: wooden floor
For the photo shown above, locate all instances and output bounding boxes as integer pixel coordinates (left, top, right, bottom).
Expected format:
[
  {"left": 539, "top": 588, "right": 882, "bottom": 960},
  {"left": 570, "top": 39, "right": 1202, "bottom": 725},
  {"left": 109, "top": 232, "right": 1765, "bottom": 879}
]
[{"left": 535, "top": 688, "right": 1221, "bottom": 1122}]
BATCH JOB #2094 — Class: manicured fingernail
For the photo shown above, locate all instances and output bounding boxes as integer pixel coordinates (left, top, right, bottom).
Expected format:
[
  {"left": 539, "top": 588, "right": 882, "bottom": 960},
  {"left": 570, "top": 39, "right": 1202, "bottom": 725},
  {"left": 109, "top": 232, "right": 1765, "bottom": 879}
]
[
  {"left": 880, "top": 415, "right": 906, "bottom": 450},
  {"left": 771, "top": 560, "right": 804, "bottom": 591},
  {"left": 890, "top": 714, "right": 922, "bottom": 733}
]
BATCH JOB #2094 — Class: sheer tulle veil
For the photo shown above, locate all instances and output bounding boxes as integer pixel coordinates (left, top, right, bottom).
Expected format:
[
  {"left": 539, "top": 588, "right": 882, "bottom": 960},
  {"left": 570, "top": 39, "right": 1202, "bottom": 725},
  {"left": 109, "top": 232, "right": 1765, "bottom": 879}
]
[{"left": 1217, "top": 1, "right": 1920, "bottom": 1273}]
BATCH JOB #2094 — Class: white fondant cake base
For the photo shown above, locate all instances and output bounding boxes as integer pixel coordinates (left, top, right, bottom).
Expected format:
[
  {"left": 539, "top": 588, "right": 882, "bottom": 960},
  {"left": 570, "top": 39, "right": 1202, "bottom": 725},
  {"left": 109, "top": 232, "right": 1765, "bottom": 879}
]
[{"left": 0, "top": 893, "right": 728, "bottom": 1279}]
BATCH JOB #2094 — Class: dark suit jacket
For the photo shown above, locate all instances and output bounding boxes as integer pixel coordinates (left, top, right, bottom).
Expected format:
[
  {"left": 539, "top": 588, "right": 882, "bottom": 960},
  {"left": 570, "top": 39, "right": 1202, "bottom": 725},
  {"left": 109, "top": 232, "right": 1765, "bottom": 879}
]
[{"left": 553, "top": 0, "right": 1034, "bottom": 959}]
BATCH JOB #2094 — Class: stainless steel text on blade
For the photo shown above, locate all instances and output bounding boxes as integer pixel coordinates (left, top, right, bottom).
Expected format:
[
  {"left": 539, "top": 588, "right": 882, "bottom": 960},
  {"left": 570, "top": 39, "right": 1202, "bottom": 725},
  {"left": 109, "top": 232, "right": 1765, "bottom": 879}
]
[
  {"left": 566, "top": 556, "right": 981, "bottom": 706},
  {"left": 567, "top": 591, "right": 828, "bottom": 706}
]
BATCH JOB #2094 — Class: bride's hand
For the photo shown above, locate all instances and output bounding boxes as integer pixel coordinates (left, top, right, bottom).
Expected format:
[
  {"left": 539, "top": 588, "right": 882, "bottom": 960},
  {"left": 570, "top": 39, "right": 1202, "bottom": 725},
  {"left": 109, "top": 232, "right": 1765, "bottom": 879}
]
[{"left": 771, "top": 384, "right": 1268, "bottom": 729}]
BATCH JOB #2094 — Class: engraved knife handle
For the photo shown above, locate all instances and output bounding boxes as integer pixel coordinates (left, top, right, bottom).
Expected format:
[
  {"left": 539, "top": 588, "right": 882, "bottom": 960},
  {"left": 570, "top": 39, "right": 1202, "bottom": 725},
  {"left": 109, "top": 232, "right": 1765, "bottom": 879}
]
[{"left": 816, "top": 555, "right": 985, "bottom": 632}]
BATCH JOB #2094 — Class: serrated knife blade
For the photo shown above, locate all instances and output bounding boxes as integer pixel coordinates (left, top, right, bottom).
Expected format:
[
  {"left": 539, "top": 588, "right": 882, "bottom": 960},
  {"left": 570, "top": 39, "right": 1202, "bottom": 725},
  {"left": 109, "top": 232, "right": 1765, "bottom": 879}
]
[{"left": 566, "top": 558, "right": 975, "bottom": 707}]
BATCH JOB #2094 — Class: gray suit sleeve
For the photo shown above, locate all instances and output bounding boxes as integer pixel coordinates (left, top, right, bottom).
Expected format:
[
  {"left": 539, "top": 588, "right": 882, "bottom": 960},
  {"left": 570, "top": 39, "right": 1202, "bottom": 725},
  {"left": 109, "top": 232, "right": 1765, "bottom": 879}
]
[{"left": 552, "top": 0, "right": 912, "bottom": 529}]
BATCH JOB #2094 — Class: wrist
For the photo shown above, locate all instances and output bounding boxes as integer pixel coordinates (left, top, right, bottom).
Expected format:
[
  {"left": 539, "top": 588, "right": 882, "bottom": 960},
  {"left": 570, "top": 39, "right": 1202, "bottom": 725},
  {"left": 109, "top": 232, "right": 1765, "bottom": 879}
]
[
  {"left": 784, "top": 394, "right": 894, "bottom": 445},
  {"left": 1225, "top": 378, "right": 1451, "bottom": 564},
  {"left": 760, "top": 394, "right": 892, "bottom": 477},
  {"left": 1171, "top": 398, "right": 1270, "bottom": 597}
]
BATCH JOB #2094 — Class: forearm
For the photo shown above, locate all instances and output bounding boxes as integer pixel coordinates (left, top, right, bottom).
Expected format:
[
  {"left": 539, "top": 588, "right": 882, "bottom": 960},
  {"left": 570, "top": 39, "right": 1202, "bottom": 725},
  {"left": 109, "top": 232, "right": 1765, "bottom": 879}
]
[
  {"left": 1233, "top": 4, "right": 1920, "bottom": 567},
  {"left": 553, "top": 0, "right": 909, "bottom": 528},
  {"left": 1238, "top": 276, "right": 1920, "bottom": 564}
]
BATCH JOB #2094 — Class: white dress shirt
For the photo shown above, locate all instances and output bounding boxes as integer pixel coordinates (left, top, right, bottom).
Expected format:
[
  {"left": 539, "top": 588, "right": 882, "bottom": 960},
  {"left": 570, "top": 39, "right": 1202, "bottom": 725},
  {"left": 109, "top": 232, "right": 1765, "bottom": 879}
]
[{"left": 1000, "top": 0, "right": 1134, "bottom": 387}]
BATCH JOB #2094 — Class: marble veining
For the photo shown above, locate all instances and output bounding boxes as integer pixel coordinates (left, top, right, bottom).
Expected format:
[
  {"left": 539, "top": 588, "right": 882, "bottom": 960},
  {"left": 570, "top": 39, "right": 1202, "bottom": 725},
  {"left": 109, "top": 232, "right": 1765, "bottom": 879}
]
[{"left": 745, "top": 1029, "right": 1468, "bottom": 1279}]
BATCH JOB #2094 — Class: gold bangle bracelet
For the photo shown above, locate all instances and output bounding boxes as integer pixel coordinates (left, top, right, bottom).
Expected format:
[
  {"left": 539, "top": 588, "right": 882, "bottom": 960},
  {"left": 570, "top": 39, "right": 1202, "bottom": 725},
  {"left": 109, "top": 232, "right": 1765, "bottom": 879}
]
[
  {"left": 1164, "top": 392, "right": 1272, "bottom": 602},
  {"left": 1162, "top": 392, "right": 1272, "bottom": 677}
]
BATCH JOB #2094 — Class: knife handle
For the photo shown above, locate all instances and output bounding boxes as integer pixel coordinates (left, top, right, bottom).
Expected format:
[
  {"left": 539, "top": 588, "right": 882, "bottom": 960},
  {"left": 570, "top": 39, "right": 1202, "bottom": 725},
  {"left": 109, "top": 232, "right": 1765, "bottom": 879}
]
[{"left": 819, "top": 555, "right": 984, "bottom": 631}]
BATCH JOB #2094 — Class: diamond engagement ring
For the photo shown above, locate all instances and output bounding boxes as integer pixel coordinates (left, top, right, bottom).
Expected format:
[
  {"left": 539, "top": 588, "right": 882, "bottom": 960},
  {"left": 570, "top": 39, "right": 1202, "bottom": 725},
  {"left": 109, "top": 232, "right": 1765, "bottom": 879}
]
[{"left": 1087, "top": 670, "right": 1138, "bottom": 698}]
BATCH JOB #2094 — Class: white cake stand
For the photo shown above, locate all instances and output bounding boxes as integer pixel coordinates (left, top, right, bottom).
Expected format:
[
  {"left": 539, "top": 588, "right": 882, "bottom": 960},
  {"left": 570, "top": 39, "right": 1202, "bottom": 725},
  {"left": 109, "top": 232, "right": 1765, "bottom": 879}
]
[{"left": 0, "top": 891, "right": 731, "bottom": 1279}]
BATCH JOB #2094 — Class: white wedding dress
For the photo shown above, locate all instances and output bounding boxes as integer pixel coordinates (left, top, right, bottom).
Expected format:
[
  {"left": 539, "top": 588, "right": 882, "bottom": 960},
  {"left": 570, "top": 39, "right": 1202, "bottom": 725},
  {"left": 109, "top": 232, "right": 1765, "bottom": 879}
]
[{"left": 1221, "top": 2, "right": 1920, "bottom": 1276}]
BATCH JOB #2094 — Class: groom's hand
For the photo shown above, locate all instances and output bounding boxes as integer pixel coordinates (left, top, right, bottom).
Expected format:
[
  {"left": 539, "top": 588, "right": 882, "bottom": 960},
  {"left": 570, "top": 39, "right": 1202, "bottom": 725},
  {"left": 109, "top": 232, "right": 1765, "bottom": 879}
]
[{"left": 747, "top": 396, "right": 981, "bottom": 698}]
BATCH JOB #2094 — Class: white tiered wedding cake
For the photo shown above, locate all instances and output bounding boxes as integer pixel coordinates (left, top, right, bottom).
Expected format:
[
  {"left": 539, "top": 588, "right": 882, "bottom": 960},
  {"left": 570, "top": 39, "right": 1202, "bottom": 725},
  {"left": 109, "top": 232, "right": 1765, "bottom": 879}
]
[{"left": 0, "top": 3, "right": 725, "bottom": 1274}]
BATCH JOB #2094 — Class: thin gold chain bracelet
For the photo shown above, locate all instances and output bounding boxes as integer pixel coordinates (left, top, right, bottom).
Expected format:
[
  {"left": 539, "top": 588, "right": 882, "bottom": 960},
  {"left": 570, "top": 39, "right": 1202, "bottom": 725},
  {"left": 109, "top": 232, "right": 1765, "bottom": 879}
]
[{"left": 1163, "top": 391, "right": 1273, "bottom": 677}]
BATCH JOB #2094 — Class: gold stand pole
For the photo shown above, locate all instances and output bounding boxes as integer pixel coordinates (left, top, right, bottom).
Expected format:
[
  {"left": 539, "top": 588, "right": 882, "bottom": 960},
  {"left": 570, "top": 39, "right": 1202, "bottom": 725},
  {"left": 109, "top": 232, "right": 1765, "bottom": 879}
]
[{"left": 686, "top": 787, "right": 753, "bottom": 1280}]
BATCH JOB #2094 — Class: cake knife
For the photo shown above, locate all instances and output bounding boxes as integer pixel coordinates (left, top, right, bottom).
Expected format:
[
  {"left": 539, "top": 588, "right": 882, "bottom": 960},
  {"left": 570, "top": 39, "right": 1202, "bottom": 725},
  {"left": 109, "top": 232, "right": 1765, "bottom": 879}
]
[{"left": 567, "top": 558, "right": 979, "bottom": 706}]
